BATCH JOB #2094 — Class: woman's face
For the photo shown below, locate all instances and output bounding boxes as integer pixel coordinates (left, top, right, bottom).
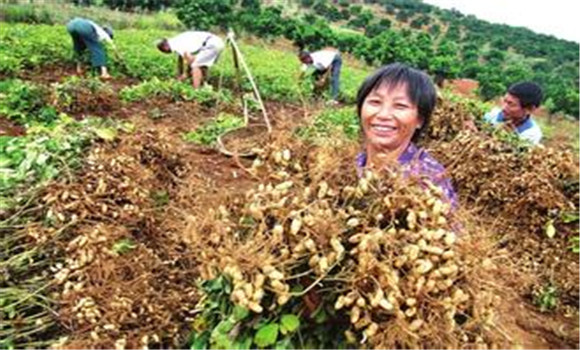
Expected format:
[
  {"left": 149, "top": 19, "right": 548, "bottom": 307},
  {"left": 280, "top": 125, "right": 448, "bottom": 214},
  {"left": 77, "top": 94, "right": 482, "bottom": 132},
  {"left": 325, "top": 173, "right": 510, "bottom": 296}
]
[{"left": 361, "top": 83, "right": 421, "bottom": 153}]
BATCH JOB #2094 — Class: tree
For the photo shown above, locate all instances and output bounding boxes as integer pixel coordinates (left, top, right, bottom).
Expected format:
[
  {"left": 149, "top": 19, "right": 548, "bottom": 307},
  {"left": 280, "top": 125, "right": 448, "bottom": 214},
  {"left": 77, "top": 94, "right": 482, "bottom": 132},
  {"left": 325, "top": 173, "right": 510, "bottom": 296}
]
[
  {"left": 336, "top": 32, "right": 363, "bottom": 55},
  {"left": 543, "top": 63, "right": 580, "bottom": 117},
  {"left": 444, "top": 23, "right": 461, "bottom": 41},
  {"left": 175, "top": 0, "right": 235, "bottom": 30},
  {"left": 483, "top": 48, "right": 505, "bottom": 65},
  {"left": 348, "top": 9, "right": 373, "bottom": 28},
  {"left": 285, "top": 17, "right": 335, "bottom": 51},
  {"left": 395, "top": 9, "right": 411, "bottom": 23},
  {"left": 310, "top": 0, "right": 344, "bottom": 22},
  {"left": 365, "top": 19, "right": 390, "bottom": 38},
  {"left": 491, "top": 37, "right": 509, "bottom": 51},
  {"left": 72, "top": 0, "right": 94, "bottom": 6},
  {"left": 366, "top": 31, "right": 418, "bottom": 66},
  {"left": 350, "top": 5, "right": 362, "bottom": 16},
  {"left": 379, "top": 18, "right": 391, "bottom": 27},
  {"left": 241, "top": 6, "right": 287, "bottom": 39},
  {"left": 502, "top": 61, "right": 534, "bottom": 88},
  {"left": 241, "top": 0, "right": 260, "bottom": 11},
  {"left": 476, "top": 66, "right": 506, "bottom": 101},
  {"left": 430, "top": 40, "right": 460, "bottom": 86},
  {"left": 384, "top": 4, "right": 396, "bottom": 15},
  {"left": 410, "top": 14, "right": 430, "bottom": 29},
  {"left": 461, "top": 62, "right": 482, "bottom": 79},
  {"left": 409, "top": 17, "right": 422, "bottom": 29},
  {"left": 103, "top": 0, "right": 171, "bottom": 11},
  {"left": 428, "top": 24, "right": 440, "bottom": 36},
  {"left": 413, "top": 32, "right": 434, "bottom": 71},
  {"left": 339, "top": 8, "right": 350, "bottom": 20}
]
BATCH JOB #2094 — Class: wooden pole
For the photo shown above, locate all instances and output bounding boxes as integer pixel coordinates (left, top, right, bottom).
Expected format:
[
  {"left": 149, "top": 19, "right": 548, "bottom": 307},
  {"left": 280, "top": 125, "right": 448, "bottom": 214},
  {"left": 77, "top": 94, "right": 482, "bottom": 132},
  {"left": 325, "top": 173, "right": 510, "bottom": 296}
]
[{"left": 227, "top": 34, "right": 272, "bottom": 133}]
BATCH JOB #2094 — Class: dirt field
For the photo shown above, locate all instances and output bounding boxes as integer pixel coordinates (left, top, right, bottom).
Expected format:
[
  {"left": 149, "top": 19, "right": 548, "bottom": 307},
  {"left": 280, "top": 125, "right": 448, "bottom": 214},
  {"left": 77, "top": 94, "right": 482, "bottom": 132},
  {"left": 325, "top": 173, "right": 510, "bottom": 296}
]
[{"left": 2, "top": 66, "right": 579, "bottom": 349}]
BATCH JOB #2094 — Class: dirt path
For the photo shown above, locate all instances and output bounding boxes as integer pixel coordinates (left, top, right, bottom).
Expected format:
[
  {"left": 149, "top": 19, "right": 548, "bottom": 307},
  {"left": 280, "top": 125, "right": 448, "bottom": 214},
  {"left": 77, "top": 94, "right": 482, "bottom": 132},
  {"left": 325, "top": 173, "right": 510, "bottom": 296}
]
[{"left": 496, "top": 293, "right": 579, "bottom": 349}]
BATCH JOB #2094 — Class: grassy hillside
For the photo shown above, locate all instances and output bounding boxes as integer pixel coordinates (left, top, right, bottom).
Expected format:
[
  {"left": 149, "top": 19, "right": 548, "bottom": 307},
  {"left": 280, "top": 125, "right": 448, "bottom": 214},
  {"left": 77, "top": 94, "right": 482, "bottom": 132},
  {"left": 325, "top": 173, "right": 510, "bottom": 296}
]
[{"left": 297, "top": 0, "right": 579, "bottom": 118}]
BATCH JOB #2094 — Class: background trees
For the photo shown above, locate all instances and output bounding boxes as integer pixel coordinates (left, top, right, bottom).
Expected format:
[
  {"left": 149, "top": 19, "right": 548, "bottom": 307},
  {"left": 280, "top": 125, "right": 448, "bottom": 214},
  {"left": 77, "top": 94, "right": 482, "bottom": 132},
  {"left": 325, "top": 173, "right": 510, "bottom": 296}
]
[{"left": 172, "top": 0, "right": 579, "bottom": 117}]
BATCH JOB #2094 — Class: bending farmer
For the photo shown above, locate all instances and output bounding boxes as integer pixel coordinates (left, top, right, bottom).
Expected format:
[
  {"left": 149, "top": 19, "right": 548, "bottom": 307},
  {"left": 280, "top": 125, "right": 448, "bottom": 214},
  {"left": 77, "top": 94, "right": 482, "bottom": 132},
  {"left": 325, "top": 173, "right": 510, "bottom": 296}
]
[
  {"left": 157, "top": 31, "right": 225, "bottom": 88},
  {"left": 298, "top": 48, "right": 342, "bottom": 104},
  {"left": 66, "top": 17, "right": 116, "bottom": 79}
]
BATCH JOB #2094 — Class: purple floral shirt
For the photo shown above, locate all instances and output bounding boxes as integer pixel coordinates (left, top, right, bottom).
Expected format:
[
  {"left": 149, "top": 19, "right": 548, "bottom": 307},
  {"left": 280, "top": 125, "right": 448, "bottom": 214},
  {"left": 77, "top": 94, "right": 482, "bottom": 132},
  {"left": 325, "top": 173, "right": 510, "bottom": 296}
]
[{"left": 356, "top": 143, "right": 458, "bottom": 209}]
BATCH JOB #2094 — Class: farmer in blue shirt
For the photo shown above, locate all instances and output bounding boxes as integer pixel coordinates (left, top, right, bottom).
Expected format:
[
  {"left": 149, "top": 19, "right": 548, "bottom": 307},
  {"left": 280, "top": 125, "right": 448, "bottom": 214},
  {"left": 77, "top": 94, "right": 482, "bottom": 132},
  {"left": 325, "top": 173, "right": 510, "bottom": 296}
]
[
  {"left": 66, "top": 18, "right": 117, "bottom": 79},
  {"left": 481, "top": 82, "right": 543, "bottom": 145}
]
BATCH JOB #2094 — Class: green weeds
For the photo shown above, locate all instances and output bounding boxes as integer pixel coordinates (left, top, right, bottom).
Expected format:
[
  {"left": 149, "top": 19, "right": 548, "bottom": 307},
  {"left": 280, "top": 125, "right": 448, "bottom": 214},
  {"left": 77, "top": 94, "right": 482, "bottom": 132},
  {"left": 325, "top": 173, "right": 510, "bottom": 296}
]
[
  {"left": 533, "top": 284, "right": 559, "bottom": 312},
  {"left": 0, "top": 3, "right": 184, "bottom": 30},
  {"left": 187, "top": 275, "right": 346, "bottom": 349},
  {"left": 0, "top": 80, "right": 57, "bottom": 125},
  {"left": 297, "top": 106, "right": 359, "bottom": 140},
  {"left": 0, "top": 115, "right": 122, "bottom": 209},
  {"left": 120, "top": 79, "right": 232, "bottom": 106},
  {"left": 183, "top": 113, "right": 244, "bottom": 145}
]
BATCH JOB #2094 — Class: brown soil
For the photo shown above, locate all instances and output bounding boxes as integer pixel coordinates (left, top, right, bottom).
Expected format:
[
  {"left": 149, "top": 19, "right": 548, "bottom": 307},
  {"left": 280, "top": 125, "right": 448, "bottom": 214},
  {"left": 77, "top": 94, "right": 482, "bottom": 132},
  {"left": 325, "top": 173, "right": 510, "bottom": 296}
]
[
  {"left": 1, "top": 65, "right": 316, "bottom": 348},
  {"left": 445, "top": 78, "right": 479, "bottom": 98},
  {"left": 1, "top": 64, "right": 139, "bottom": 87},
  {"left": 496, "top": 293, "right": 579, "bottom": 349},
  {"left": 0, "top": 116, "right": 26, "bottom": 136},
  {"left": 535, "top": 114, "right": 579, "bottom": 151},
  {"left": 219, "top": 124, "right": 270, "bottom": 156}
]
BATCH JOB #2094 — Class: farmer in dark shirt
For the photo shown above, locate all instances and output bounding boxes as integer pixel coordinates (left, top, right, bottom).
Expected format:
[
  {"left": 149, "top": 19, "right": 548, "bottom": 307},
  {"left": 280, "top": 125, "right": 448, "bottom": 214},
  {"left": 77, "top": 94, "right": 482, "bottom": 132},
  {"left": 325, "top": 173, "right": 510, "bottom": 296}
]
[{"left": 66, "top": 17, "right": 117, "bottom": 79}]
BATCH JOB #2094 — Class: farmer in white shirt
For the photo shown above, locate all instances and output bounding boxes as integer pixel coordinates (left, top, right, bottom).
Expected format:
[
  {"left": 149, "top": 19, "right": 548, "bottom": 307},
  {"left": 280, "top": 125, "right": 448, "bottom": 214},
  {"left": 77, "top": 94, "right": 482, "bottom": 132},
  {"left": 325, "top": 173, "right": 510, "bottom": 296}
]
[
  {"left": 299, "top": 48, "right": 342, "bottom": 104},
  {"left": 66, "top": 17, "right": 117, "bottom": 79},
  {"left": 157, "top": 31, "right": 225, "bottom": 88},
  {"left": 481, "top": 82, "right": 544, "bottom": 145}
]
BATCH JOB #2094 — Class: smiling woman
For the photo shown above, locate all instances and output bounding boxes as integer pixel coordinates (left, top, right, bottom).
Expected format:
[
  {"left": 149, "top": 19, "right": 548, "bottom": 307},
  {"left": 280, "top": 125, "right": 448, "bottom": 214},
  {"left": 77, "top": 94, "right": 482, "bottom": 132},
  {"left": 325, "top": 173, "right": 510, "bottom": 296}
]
[{"left": 355, "top": 63, "right": 458, "bottom": 208}]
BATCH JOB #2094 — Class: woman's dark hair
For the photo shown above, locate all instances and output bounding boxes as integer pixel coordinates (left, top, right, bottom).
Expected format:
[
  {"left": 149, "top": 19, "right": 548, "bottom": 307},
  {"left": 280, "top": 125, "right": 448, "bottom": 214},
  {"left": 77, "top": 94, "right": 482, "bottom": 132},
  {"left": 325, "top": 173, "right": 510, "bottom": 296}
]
[
  {"left": 507, "top": 81, "right": 543, "bottom": 108},
  {"left": 356, "top": 63, "right": 437, "bottom": 142}
]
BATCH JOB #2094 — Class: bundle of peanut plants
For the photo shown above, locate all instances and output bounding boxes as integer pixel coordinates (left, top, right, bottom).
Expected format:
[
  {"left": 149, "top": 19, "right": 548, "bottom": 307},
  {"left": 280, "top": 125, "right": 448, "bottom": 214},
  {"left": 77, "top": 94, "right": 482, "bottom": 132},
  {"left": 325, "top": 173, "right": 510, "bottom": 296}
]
[{"left": 185, "top": 138, "right": 506, "bottom": 349}]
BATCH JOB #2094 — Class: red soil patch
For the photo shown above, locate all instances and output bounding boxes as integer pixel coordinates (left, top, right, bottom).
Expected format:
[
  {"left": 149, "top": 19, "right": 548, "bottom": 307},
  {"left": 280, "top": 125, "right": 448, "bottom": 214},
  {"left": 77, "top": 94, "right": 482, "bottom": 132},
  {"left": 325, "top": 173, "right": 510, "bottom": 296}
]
[{"left": 446, "top": 78, "right": 479, "bottom": 98}]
